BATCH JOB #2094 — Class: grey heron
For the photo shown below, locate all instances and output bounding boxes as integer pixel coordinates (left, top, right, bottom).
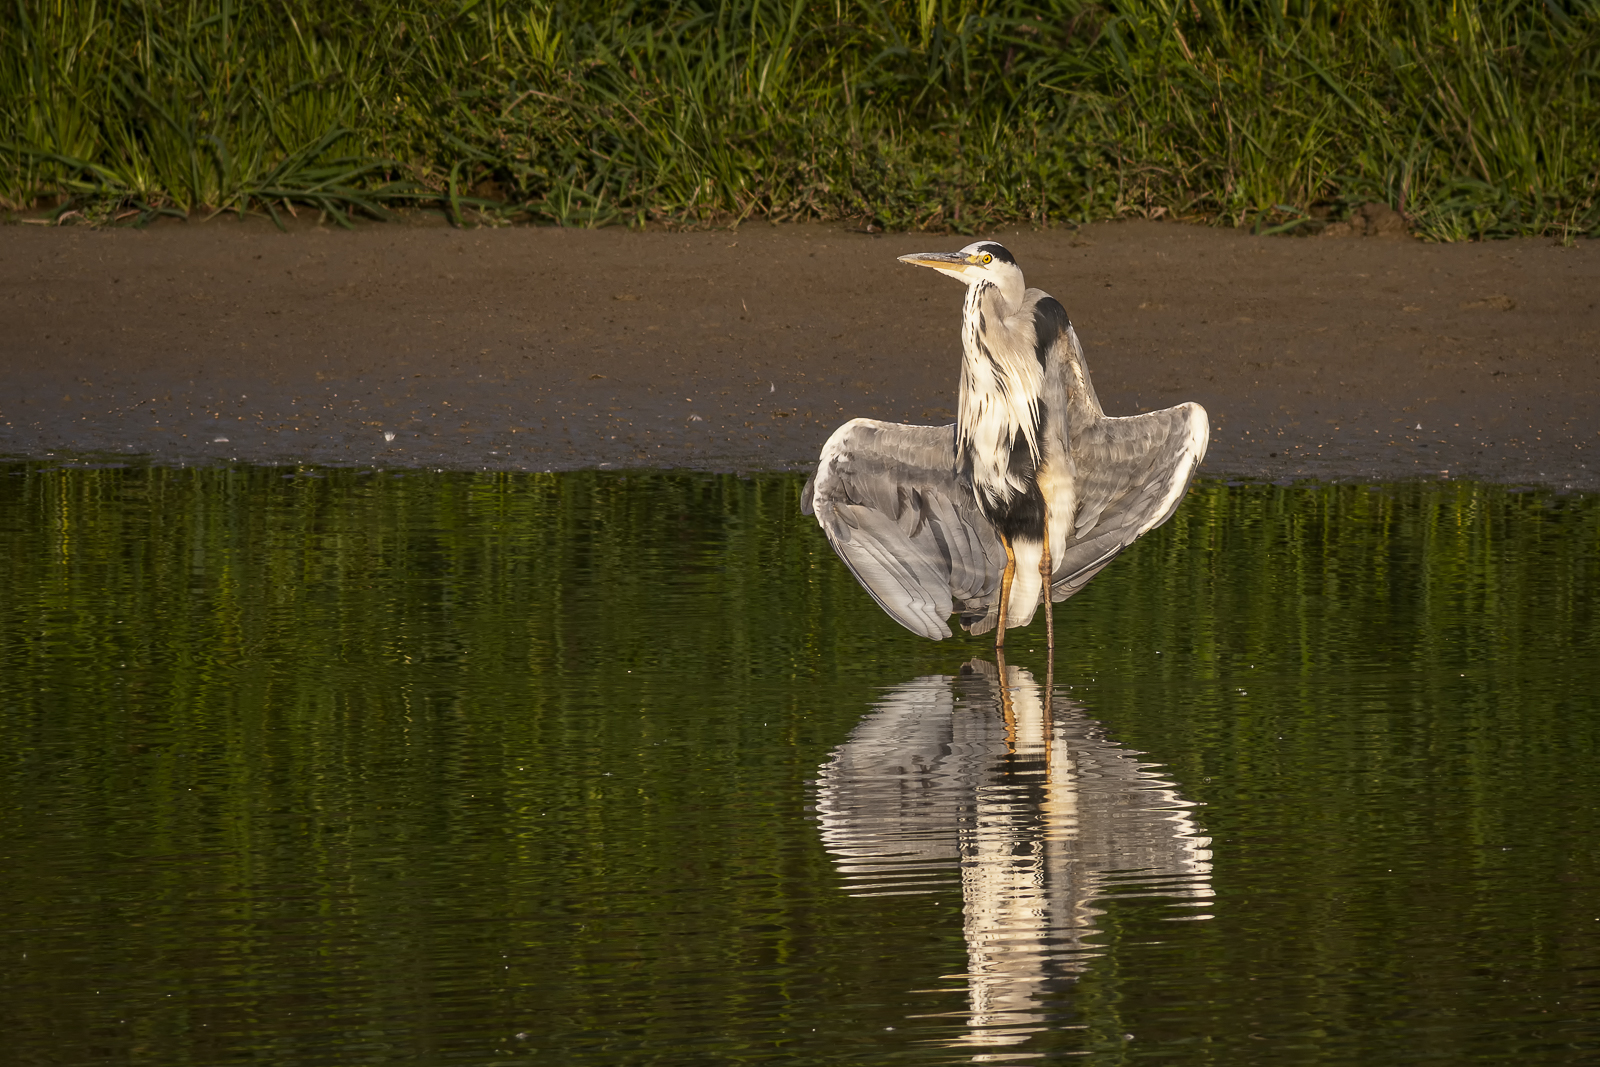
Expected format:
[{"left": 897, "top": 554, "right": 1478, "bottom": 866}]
[{"left": 801, "top": 241, "right": 1208, "bottom": 650}]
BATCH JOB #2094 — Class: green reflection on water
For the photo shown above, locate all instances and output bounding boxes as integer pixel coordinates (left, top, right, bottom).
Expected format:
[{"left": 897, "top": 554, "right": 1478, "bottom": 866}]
[{"left": 0, "top": 465, "right": 1596, "bottom": 1066}]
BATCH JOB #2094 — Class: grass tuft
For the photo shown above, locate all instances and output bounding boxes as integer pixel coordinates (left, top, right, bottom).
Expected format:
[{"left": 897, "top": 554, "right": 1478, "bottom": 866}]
[{"left": 3, "top": 1, "right": 1597, "bottom": 237}]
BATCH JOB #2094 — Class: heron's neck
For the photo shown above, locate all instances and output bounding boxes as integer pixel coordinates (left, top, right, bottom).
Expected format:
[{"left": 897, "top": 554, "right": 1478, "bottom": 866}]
[{"left": 955, "top": 281, "right": 1042, "bottom": 517}]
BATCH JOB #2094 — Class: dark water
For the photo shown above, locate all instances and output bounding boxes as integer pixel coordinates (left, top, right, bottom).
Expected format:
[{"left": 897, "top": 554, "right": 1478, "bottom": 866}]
[{"left": 1, "top": 465, "right": 1597, "bottom": 1066}]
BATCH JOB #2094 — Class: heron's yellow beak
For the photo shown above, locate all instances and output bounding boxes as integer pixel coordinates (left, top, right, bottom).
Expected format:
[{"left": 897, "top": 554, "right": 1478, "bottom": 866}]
[{"left": 897, "top": 251, "right": 976, "bottom": 272}]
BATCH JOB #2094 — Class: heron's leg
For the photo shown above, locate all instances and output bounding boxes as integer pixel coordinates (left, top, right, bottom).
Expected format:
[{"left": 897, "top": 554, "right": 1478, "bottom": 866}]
[
  {"left": 995, "top": 647, "right": 1017, "bottom": 750},
  {"left": 1043, "top": 641, "right": 1054, "bottom": 724},
  {"left": 1038, "top": 517, "right": 1055, "bottom": 653},
  {"left": 995, "top": 535, "right": 1017, "bottom": 651}
]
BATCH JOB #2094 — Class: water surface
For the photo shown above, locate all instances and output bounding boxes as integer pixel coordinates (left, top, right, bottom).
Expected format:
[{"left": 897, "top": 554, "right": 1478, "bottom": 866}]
[{"left": 1, "top": 466, "right": 1596, "bottom": 1064}]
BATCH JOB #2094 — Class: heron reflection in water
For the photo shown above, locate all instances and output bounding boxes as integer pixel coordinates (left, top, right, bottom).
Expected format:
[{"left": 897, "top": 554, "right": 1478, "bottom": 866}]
[
  {"left": 803, "top": 242, "right": 1207, "bottom": 649},
  {"left": 813, "top": 660, "right": 1213, "bottom": 1052}
]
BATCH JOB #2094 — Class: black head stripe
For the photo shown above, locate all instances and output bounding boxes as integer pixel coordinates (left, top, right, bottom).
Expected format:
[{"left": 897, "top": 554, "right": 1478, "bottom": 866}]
[{"left": 974, "top": 242, "right": 1016, "bottom": 265}]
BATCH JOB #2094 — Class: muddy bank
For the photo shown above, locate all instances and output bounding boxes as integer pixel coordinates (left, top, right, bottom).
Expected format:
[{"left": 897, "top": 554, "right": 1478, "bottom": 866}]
[{"left": 3, "top": 218, "right": 1596, "bottom": 490}]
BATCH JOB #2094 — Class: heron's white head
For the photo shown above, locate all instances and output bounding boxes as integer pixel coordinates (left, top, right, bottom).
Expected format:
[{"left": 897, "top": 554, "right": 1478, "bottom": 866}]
[{"left": 897, "top": 241, "right": 1026, "bottom": 308}]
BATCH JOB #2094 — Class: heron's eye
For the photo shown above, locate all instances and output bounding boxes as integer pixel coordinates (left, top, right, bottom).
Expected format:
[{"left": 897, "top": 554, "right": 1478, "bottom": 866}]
[{"left": 982, "top": 253, "right": 993, "bottom": 264}]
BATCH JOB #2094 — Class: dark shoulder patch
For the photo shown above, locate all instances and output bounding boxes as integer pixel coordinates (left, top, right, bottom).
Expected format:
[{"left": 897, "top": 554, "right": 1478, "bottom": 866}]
[
  {"left": 1031, "top": 295, "right": 1072, "bottom": 368},
  {"left": 975, "top": 242, "right": 1016, "bottom": 266}
]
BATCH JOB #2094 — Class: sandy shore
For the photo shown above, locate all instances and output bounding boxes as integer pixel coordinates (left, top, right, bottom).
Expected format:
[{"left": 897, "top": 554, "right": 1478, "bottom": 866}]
[{"left": 3, "top": 217, "right": 1596, "bottom": 490}]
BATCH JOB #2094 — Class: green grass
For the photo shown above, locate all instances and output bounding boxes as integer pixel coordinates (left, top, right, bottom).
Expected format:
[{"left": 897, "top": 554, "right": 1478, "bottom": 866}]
[{"left": 3, "top": 0, "right": 1598, "bottom": 238}]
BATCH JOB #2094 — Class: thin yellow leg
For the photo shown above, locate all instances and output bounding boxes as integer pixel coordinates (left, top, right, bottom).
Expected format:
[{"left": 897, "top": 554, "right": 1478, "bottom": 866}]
[
  {"left": 1038, "top": 518, "right": 1055, "bottom": 653},
  {"left": 995, "top": 646, "right": 1016, "bottom": 751},
  {"left": 995, "top": 535, "right": 1016, "bottom": 651},
  {"left": 1042, "top": 516, "right": 1055, "bottom": 720},
  {"left": 1043, "top": 645, "right": 1054, "bottom": 733}
]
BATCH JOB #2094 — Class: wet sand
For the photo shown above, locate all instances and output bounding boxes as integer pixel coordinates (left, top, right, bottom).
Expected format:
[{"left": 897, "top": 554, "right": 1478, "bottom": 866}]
[{"left": 3, "top": 218, "right": 1596, "bottom": 489}]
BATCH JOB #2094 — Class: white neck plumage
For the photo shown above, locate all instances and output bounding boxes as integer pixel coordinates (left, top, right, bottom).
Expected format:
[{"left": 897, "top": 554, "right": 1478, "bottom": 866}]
[{"left": 955, "top": 279, "right": 1044, "bottom": 518}]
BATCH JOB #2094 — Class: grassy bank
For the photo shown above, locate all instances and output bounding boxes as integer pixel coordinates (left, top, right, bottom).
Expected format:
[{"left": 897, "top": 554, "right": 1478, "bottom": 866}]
[{"left": 3, "top": 0, "right": 1598, "bottom": 238}]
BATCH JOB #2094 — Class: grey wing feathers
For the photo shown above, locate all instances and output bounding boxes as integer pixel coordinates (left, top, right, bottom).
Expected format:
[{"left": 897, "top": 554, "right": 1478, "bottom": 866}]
[
  {"left": 803, "top": 419, "right": 1004, "bottom": 639},
  {"left": 1054, "top": 401, "right": 1209, "bottom": 601}
]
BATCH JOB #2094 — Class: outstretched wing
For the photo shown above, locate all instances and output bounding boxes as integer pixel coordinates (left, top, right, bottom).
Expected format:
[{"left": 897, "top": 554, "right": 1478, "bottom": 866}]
[
  {"left": 802, "top": 419, "right": 1005, "bottom": 639},
  {"left": 1053, "top": 402, "right": 1209, "bottom": 600}
]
